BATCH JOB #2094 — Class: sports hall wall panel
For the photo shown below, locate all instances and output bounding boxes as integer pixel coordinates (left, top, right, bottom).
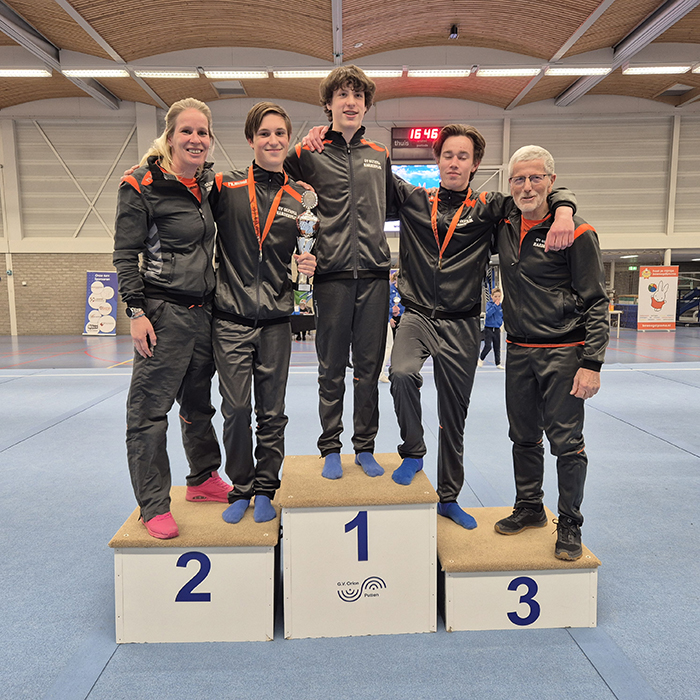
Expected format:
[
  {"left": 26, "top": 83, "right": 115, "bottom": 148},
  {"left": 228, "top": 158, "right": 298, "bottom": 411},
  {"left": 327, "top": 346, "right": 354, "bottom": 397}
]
[{"left": 10, "top": 253, "right": 128, "bottom": 335}]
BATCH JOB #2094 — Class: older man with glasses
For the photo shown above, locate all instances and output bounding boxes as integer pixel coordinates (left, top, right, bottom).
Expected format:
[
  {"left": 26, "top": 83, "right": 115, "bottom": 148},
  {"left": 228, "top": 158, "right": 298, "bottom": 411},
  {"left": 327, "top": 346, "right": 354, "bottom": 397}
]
[{"left": 493, "top": 145, "right": 609, "bottom": 561}]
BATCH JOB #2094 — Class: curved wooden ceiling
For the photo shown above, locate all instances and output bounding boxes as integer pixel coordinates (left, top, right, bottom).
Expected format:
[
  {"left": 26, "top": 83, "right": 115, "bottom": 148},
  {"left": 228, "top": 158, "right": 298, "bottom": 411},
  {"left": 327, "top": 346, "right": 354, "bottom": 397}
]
[{"left": 0, "top": 0, "right": 698, "bottom": 110}]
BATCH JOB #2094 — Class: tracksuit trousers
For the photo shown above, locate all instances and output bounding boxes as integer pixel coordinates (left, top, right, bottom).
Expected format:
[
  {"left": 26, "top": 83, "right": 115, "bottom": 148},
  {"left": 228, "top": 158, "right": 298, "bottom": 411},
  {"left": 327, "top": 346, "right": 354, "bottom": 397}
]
[
  {"left": 313, "top": 277, "right": 389, "bottom": 456},
  {"left": 480, "top": 326, "right": 501, "bottom": 364},
  {"left": 389, "top": 310, "right": 480, "bottom": 502},
  {"left": 126, "top": 300, "right": 221, "bottom": 521},
  {"left": 213, "top": 318, "right": 291, "bottom": 501},
  {"left": 505, "top": 343, "right": 587, "bottom": 524}
]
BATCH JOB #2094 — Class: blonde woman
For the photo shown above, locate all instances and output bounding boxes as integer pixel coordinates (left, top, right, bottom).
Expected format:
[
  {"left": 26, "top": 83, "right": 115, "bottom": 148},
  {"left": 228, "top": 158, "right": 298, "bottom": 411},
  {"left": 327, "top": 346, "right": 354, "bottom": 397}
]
[{"left": 114, "top": 98, "right": 229, "bottom": 539}]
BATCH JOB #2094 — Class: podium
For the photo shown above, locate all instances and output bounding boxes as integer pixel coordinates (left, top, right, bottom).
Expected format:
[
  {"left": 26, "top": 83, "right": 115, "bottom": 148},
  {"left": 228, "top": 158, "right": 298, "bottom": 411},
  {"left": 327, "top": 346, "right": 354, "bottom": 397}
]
[
  {"left": 438, "top": 506, "right": 601, "bottom": 631},
  {"left": 109, "top": 487, "right": 279, "bottom": 643},
  {"left": 278, "top": 454, "right": 439, "bottom": 639}
]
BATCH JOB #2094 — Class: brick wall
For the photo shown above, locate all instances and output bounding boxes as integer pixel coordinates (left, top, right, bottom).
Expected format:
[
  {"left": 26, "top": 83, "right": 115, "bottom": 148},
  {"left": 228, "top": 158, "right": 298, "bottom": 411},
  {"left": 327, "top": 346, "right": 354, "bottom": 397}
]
[
  {"left": 0, "top": 267, "right": 10, "bottom": 335},
  {"left": 9, "top": 253, "right": 130, "bottom": 335}
]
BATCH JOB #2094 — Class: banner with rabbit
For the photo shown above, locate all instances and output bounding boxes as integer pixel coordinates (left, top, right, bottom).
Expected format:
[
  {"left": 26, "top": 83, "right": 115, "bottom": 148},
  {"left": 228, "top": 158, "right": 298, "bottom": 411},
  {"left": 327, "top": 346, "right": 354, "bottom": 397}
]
[{"left": 637, "top": 266, "right": 679, "bottom": 330}]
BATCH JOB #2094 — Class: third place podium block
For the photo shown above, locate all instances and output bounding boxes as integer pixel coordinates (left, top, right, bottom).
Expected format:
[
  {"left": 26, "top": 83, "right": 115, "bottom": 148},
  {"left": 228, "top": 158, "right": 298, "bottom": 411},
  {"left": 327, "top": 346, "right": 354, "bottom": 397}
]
[
  {"left": 278, "top": 454, "right": 439, "bottom": 639},
  {"left": 438, "top": 506, "right": 601, "bottom": 631}
]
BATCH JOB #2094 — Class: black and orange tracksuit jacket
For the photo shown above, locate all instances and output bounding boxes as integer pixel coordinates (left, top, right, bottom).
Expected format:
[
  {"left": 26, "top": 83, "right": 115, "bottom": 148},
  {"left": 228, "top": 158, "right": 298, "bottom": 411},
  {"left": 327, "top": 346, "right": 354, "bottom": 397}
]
[
  {"left": 496, "top": 209, "right": 608, "bottom": 370},
  {"left": 284, "top": 126, "right": 393, "bottom": 281},
  {"left": 209, "top": 163, "right": 308, "bottom": 324},
  {"left": 392, "top": 179, "right": 577, "bottom": 319},
  {"left": 113, "top": 156, "right": 216, "bottom": 308}
]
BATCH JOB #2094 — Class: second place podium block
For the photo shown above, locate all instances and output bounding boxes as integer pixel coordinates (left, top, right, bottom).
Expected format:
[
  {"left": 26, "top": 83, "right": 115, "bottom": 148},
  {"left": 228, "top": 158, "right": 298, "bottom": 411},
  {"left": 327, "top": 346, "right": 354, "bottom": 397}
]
[
  {"left": 278, "top": 454, "right": 439, "bottom": 639},
  {"left": 109, "top": 487, "right": 279, "bottom": 643}
]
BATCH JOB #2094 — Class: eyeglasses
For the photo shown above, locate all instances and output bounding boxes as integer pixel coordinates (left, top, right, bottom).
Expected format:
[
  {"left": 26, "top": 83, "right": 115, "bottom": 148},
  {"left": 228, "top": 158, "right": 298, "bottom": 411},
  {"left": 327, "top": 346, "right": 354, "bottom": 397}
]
[{"left": 509, "top": 174, "right": 550, "bottom": 187}]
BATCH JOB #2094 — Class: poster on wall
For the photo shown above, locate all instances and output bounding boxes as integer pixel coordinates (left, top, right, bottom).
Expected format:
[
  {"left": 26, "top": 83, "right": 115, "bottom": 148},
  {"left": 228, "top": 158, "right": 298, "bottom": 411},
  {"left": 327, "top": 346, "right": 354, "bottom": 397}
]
[
  {"left": 637, "top": 266, "right": 679, "bottom": 331},
  {"left": 83, "top": 271, "right": 118, "bottom": 335},
  {"left": 293, "top": 289, "right": 314, "bottom": 314}
]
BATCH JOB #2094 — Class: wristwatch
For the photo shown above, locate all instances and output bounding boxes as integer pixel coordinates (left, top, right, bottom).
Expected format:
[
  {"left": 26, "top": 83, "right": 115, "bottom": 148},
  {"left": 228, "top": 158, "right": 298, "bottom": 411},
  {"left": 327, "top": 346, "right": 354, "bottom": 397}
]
[{"left": 126, "top": 307, "right": 145, "bottom": 319}]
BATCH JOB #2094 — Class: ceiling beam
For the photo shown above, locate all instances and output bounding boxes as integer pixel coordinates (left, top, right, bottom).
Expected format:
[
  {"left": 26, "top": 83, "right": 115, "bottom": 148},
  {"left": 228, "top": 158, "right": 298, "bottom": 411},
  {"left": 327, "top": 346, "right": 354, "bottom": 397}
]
[
  {"left": 332, "top": 0, "right": 343, "bottom": 65},
  {"left": 555, "top": 0, "right": 700, "bottom": 107},
  {"left": 0, "top": 0, "right": 120, "bottom": 109},
  {"left": 506, "top": 0, "right": 617, "bottom": 110},
  {"left": 51, "top": 0, "right": 168, "bottom": 108}
]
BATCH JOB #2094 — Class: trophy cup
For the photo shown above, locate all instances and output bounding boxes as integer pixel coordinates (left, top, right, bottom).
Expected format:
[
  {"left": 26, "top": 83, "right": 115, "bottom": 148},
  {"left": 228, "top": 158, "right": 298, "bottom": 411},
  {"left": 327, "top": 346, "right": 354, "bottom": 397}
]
[{"left": 296, "top": 190, "right": 319, "bottom": 291}]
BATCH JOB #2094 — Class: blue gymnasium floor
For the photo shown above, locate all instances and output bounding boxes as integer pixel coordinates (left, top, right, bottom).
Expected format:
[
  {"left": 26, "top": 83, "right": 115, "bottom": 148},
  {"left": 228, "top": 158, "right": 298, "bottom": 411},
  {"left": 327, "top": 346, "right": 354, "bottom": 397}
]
[{"left": 1, "top": 328, "right": 698, "bottom": 700}]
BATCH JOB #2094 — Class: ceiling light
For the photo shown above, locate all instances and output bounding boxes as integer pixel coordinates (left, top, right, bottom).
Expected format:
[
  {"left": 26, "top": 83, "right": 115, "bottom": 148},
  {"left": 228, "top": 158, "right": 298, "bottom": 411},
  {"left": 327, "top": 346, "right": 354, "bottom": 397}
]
[
  {"left": 545, "top": 67, "right": 611, "bottom": 76},
  {"left": 449, "top": 24, "right": 459, "bottom": 40},
  {"left": 407, "top": 69, "right": 470, "bottom": 78},
  {"left": 134, "top": 70, "right": 200, "bottom": 79},
  {"left": 204, "top": 70, "right": 268, "bottom": 79},
  {"left": 476, "top": 68, "right": 541, "bottom": 77},
  {"left": 363, "top": 70, "right": 402, "bottom": 78},
  {"left": 0, "top": 69, "right": 51, "bottom": 77},
  {"left": 63, "top": 69, "right": 129, "bottom": 78},
  {"left": 272, "top": 70, "right": 331, "bottom": 78},
  {"left": 623, "top": 65, "right": 691, "bottom": 75},
  {"left": 620, "top": 254, "right": 638, "bottom": 259},
  {"left": 354, "top": 42, "right": 363, "bottom": 48},
  {"left": 692, "top": 66, "right": 700, "bottom": 74},
  {"left": 692, "top": 258, "right": 700, "bottom": 261}
]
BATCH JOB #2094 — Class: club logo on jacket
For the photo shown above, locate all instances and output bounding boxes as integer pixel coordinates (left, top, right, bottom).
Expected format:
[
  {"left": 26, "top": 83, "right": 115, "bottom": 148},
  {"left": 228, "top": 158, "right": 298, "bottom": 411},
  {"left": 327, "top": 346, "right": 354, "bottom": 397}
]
[
  {"left": 279, "top": 206, "right": 299, "bottom": 221},
  {"left": 363, "top": 158, "right": 382, "bottom": 170},
  {"left": 458, "top": 215, "right": 474, "bottom": 227},
  {"left": 533, "top": 237, "right": 546, "bottom": 249}
]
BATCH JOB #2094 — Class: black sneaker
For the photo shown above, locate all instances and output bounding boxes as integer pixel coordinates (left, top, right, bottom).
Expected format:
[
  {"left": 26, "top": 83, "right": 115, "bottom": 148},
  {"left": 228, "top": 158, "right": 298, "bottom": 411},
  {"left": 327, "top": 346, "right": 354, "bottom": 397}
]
[
  {"left": 494, "top": 506, "right": 547, "bottom": 535},
  {"left": 555, "top": 516, "right": 583, "bottom": 560}
]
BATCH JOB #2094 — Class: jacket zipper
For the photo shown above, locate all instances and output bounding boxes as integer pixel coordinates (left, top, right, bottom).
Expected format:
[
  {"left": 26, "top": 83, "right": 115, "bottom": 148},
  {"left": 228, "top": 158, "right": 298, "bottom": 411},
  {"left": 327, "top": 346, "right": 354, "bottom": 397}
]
[
  {"left": 254, "top": 174, "right": 274, "bottom": 327},
  {"left": 348, "top": 143, "right": 359, "bottom": 279}
]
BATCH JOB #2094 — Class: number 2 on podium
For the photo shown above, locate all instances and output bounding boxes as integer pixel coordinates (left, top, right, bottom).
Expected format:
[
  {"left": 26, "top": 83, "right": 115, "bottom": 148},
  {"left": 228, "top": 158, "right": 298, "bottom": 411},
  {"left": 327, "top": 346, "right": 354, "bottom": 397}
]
[{"left": 345, "top": 511, "right": 368, "bottom": 561}]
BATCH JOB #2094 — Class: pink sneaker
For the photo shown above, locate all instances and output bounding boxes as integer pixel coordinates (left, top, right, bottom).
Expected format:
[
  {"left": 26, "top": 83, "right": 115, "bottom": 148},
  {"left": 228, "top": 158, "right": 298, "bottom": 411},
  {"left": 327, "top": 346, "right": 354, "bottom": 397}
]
[
  {"left": 186, "top": 471, "right": 232, "bottom": 503},
  {"left": 142, "top": 512, "right": 179, "bottom": 539}
]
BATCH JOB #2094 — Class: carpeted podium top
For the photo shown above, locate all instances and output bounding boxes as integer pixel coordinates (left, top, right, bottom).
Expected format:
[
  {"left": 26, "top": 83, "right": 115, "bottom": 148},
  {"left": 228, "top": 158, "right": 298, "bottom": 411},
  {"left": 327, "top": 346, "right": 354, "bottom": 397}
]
[
  {"left": 108, "top": 487, "right": 279, "bottom": 549},
  {"left": 277, "top": 453, "right": 439, "bottom": 508},
  {"left": 438, "top": 506, "right": 601, "bottom": 572}
]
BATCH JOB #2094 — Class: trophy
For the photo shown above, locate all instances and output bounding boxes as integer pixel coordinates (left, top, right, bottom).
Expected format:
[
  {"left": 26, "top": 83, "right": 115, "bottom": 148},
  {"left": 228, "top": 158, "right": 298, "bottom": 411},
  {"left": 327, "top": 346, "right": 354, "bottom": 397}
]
[{"left": 296, "top": 190, "right": 319, "bottom": 291}]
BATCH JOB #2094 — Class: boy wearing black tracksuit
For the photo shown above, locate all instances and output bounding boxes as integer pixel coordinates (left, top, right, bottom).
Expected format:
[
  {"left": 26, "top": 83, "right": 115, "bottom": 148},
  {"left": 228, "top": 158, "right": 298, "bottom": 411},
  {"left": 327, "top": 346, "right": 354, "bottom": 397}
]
[
  {"left": 211, "top": 102, "right": 316, "bottom": 524},
  {"left": 285, "top": 65, "right": 393, "bottom": 480},
  {"left": 387, "top": 125, "right": 577, "bottom": 529}
]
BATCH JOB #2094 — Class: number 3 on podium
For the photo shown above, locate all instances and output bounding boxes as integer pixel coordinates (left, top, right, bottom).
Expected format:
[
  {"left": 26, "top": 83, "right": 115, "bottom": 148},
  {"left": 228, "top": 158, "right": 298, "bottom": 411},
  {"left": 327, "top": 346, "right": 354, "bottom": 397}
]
[{"left": 507, "top": 576, "right": 541, "bottom": 626}]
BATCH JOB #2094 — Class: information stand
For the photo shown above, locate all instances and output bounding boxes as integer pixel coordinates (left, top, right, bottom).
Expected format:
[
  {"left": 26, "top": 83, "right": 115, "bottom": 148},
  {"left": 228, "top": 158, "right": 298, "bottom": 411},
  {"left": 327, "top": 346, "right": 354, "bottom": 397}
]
[
  {"left": 279, "top": 454, "right": 438, "bottom": 639},
  {"left": 438, "top": 506, "right": 600, "bottom": 631},
  {"left": 109, "top": 487, "right": 279, "bottom": 643}
]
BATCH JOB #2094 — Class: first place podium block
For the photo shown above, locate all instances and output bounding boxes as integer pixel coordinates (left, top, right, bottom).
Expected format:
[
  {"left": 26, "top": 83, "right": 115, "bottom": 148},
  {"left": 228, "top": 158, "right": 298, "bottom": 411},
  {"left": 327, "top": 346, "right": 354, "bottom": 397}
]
[
  {"left": 438, "top": 506, "right": 601, "bottom": 631},
  {"left": 278, "top": 454, "right": 439, "bottom": 639},
  {"left": 109, "top": 487, "right": 279, "bottom": 643}
]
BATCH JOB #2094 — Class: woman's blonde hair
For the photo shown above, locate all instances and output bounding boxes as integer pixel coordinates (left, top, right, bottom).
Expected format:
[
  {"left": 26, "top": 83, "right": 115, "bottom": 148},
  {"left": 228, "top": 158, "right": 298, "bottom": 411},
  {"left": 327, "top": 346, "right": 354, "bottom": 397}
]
[{"left": 139, "top": 98, "right": 214, "bottom": 175}]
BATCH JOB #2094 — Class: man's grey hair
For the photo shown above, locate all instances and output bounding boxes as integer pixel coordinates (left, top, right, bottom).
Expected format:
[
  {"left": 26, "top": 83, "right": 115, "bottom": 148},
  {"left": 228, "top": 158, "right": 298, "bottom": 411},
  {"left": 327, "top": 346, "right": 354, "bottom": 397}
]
[{"left": 508, "top": 145, "right": 555, "bottom": 177}]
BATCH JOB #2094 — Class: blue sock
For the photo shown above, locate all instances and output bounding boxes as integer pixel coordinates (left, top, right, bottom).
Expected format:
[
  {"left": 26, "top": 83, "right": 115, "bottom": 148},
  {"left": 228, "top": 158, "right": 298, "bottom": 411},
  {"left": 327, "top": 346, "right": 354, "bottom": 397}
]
[
  {"left": 355, "top": 452, "right": 384, "bottom": 477},
  {"left": 253, "top": 495, "right": 276, "bottom": 523},
  {"left": 438, "top": 502, "right": 477, "bottom": 530},
  {"left": 322, "top": 453, "right": 343, "bottom": 480},
  {"left": 391, "top": 457, "right": 423, "bottom": 485},
  {"left": 222, "top": 499, "right": 250, "bottom": 524}
]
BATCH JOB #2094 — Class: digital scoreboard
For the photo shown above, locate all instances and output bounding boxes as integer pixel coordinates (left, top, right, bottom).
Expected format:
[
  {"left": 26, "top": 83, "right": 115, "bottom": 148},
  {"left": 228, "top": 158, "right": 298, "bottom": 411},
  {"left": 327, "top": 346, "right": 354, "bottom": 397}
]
[{"left": 391, "top": 126, "right": 442, "bottom": 161}]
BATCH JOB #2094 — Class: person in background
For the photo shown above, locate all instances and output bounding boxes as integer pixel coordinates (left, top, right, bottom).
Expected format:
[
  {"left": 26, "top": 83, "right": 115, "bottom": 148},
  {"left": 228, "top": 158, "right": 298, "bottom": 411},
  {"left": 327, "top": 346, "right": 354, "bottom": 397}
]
[
  {"left": 295, "top": 298, "right": 313, "bottom": 341},
  {"left": 114, "top": 98, "right": 229, "bottom": 540},
  {"left": 379, "top": 270, "right": 404, "bottom": 383},
  {"left": 478, "top": 287, "right": 504, "bottom": 368}
]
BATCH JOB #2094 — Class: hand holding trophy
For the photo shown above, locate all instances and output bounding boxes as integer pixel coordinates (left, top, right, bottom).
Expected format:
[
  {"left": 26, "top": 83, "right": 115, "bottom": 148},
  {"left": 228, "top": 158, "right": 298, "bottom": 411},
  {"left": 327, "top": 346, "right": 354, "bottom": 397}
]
[{"left": 296, "top": 190, "right": 319, "bottom": 291}]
